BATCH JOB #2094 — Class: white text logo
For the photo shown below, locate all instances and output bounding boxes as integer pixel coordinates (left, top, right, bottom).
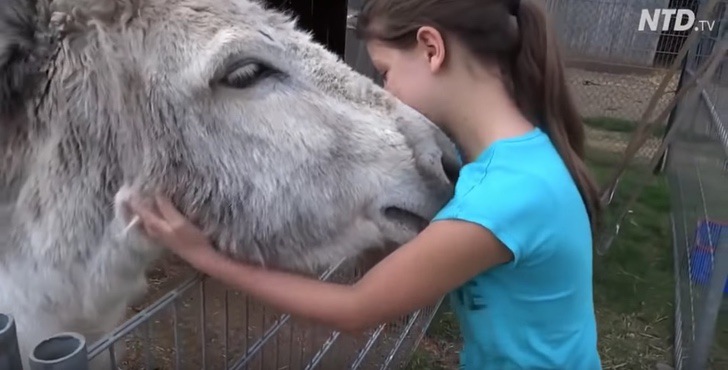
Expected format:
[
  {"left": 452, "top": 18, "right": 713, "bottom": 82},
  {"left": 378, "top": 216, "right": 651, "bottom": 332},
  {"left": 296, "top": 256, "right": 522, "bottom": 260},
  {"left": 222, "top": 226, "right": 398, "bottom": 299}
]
[{"left": 638, "top": 9, "right": 715, "bottom": 32}]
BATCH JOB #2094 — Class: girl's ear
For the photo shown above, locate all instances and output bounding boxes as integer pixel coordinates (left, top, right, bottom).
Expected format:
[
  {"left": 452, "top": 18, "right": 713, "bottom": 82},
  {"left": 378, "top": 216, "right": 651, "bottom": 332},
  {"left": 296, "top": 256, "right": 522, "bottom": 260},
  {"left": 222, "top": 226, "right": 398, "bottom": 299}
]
[
  {"left": 415, "top": 26, "right": 446, "bottom": 73},
  {"left": 0, "top": 0, "right": 49, "bottom": 117}
]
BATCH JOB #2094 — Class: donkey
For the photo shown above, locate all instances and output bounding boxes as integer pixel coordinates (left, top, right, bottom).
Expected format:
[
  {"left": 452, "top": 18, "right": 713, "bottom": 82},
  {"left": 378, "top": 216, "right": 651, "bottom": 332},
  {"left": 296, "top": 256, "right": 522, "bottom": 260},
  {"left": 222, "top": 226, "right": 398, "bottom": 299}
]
[{"left": 0, "top": 0, "right": 458, "bottom": 367}]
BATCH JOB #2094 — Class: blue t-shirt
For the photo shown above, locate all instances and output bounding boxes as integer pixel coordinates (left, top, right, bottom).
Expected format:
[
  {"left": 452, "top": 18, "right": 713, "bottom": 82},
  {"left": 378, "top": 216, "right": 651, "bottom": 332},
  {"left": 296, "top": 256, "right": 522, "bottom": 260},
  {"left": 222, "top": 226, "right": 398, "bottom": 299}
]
[{"left": 432, "top": 127, "right": 601, "bottom": 369}]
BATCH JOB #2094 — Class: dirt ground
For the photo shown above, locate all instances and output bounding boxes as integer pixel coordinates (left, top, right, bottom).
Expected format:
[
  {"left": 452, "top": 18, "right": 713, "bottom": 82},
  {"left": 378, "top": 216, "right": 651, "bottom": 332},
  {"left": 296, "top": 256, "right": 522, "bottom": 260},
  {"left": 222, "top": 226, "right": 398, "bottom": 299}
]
[
  {"left": 567, "top": 67, "right": 681, "bottom": 123},
  {"left": 568, "top": 66, "right": 679, "bottom": 161}
]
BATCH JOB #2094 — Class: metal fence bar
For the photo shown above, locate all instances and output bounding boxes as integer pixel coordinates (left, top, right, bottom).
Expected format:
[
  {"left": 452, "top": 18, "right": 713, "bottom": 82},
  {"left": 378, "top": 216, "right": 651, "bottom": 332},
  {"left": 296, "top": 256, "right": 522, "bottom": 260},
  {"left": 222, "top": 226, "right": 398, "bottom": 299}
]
[
  {"left": 698, "top": 87, "right": 728, "bottom": 154},
  {"left": 199, "top": 281, "right": 207, "bottom": 369},
  {"left": 667, "top": 2, "right": 728, "bottom": 365},
  {"left": 27, "top": 332, "right": 88, "bottom": 370},
  {"left": 684, "top": 57, "right": 728, "bottom": 155},
  {"left": 228, "top": 259, "right": 345, "bottom": 370},
  {"left": 303, "top": 331, "right": 341, "bottom": 369},
  {"left": 87, "top": 274, "right": 203, "bottom": 358},
  {"left": 229, "top": 311, "right": 293, "bottom": 370},
  {"left": 687, "top": 187, "right": 728, "bottom": 369},
  {"left": 402, "top": 297, "right": 445, "bottom": 364},
  {"left": 349, "top": 324, "right": 387, "bottom": 370},
  {"left": 379, "top": 310, "right": 421, "bottom": 369},
  {"left": 671, "top": 213, "right": 686, "bottom": 369},
  {"left": 690, "top": 68, "right": 728, "bottom": 154},
  {"left": 0, "top": 314, "right": 23, "bottom": 370}
]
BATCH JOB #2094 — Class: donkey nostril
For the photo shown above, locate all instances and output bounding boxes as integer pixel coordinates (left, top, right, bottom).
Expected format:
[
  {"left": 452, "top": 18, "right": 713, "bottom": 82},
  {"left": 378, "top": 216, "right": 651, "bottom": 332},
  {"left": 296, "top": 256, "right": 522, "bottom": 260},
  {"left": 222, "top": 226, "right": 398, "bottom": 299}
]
[
  {"left": 441, "top": 154, "right": 460, "bottom": 184},
  {"left": 383, "top": 207, "right": 430, "bottom": 232}
]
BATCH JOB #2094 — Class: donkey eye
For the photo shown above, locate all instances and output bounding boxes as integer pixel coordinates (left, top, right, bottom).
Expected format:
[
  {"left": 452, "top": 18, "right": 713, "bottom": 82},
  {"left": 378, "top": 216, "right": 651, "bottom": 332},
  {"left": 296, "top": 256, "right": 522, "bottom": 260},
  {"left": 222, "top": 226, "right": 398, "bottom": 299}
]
[{"left": 222, "top": 62, "right": 275, "bottom": 89}]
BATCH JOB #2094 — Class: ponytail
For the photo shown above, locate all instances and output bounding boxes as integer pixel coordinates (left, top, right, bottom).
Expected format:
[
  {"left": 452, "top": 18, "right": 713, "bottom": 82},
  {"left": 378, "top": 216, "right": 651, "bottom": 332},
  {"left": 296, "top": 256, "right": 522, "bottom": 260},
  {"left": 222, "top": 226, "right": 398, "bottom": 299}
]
[
  {"left": 356, "top": 0, "right": 603, "bottom": 233},
  {"left": 511, "top": 0, "right": 603, "bottom": 232}
]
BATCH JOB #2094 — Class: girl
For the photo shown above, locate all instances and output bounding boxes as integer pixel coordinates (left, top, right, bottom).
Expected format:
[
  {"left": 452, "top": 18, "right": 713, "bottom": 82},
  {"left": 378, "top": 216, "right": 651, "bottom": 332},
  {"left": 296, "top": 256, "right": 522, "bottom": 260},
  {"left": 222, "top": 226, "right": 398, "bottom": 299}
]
[{"left": 127, "top": 0, "right": 603, "bottom": 368}]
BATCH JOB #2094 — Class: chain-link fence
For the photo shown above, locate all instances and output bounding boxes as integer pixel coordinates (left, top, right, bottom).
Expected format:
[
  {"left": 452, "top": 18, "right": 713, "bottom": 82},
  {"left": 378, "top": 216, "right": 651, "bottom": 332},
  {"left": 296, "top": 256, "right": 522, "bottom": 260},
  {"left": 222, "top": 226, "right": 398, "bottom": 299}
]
[
  {"left": 349, "top": 0, "right": 690, "bottom": 161},
  {"left": 537, "top": 0, "right": 715, "bottom": 258},
  {"left": 546, "top": 0, "right": 697, "bottom": 161},
  {"left": 666, "top": 2, "right": 728, "bottom": 368}
]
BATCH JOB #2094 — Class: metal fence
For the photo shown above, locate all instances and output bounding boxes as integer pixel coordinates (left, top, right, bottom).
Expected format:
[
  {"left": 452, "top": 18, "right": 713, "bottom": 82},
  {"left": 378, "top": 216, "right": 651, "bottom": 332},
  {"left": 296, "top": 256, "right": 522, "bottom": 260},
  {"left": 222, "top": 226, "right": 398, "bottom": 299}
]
[
  {"left": 665, "top": 1, "right": 728, "bottom": 368},
  {"left": 0, "top": 259, "right": 443, "bottom": 369},
  {"left": 546, "top": 0, "right": 698, "bottom": 161}
]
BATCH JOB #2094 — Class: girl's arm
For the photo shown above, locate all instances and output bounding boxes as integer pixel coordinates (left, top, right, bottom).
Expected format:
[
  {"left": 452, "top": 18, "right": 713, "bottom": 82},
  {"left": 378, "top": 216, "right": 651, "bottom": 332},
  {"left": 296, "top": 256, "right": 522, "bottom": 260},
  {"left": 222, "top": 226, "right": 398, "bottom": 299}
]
[{"left": 128, "top": 196, "right": 513, "bottom": 333}]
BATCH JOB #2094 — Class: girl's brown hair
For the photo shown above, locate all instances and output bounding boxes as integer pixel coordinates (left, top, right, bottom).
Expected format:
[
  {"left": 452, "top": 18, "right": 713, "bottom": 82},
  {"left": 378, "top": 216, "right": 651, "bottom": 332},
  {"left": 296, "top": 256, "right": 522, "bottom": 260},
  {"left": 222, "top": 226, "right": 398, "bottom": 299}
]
[{"left": 355, "top": 0, "right": 603, "bottom": 232}]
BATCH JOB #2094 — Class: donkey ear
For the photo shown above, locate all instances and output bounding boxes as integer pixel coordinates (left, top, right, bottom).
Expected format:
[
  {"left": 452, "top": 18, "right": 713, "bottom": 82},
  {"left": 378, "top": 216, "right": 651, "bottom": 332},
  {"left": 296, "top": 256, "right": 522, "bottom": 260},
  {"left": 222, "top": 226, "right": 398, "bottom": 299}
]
[{"left": 0, "top": 0, "right": 44, "bottom": 117}]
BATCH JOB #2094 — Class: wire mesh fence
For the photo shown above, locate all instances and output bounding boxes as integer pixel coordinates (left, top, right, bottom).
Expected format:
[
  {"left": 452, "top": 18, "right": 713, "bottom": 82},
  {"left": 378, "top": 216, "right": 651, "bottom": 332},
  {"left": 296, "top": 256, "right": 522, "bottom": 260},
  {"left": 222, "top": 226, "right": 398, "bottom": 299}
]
[
  {"left": 0, "top": 258, "right": 443, "bottom": 370},
  {"left": 665, "top": 1, "right": 728, "bottom": 368},
  {"left": 552, "top": 0, "right": 728, "bottom": 260},
  {"left": 546, "top": 0, "right": 696, "bottom": 162},
  {"left": 349, "top": 0, "right": 690, "bottom": 162},
  {"left": 542, "top": 0, "right": 728, "bottom": 367}
]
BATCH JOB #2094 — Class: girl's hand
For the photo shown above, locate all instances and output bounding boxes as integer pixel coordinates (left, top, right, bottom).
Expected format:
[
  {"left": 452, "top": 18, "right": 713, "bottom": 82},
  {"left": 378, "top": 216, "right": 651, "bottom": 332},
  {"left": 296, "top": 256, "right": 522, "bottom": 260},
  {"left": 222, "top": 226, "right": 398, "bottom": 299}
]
[{"left": 126, "top": 194, "right": 215, "bottom": 264}]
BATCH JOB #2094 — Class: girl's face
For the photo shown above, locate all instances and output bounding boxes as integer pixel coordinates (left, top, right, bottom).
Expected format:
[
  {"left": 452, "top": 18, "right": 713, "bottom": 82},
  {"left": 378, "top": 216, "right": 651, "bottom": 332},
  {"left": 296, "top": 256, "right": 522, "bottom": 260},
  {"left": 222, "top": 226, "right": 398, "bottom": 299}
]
[{"left": 366, "top": 38, "right": 443, "bottom": 124}]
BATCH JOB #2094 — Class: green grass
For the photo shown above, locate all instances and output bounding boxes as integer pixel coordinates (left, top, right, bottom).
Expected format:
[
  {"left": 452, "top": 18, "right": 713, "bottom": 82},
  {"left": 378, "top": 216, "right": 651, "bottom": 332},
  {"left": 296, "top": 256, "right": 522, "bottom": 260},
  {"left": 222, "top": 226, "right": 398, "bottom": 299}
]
[
  {"left": 584, "top": 116, "right": 666, "bottom": 137},
  {"left": 588, "top": 150, "right": 674, "bottom": 369},
  {"left": 404, "top": 145, "right": 676, "bottom": 369}
]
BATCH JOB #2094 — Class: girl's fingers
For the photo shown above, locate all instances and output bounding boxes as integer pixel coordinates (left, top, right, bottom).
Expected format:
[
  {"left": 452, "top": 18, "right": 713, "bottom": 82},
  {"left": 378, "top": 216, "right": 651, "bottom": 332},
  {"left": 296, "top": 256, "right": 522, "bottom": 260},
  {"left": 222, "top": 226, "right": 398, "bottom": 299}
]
[
  {"left": 155, "top": 195, "right": 187, "bottom": 225},
  {"left": 127, "top": 198, "right": 169, "bottom": 235},
  {"left": 143, "top": 221, "right": 165, "bottom": 238}
]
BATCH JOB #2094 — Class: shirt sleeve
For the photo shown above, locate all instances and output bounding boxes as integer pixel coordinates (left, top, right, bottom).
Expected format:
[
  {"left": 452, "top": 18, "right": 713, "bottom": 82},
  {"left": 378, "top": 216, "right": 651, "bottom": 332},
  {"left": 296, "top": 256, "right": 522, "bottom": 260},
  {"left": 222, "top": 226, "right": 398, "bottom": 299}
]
[{"left": 431, "top": 167, "right": 556, "bottom": 266}]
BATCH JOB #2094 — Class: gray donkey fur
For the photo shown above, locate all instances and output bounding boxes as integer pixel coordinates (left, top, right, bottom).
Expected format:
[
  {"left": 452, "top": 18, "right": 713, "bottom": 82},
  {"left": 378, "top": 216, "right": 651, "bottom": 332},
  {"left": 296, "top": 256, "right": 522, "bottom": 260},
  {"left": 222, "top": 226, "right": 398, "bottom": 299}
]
[{"left": 0, "top": 0, "right": 458, "bottom": 368}]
